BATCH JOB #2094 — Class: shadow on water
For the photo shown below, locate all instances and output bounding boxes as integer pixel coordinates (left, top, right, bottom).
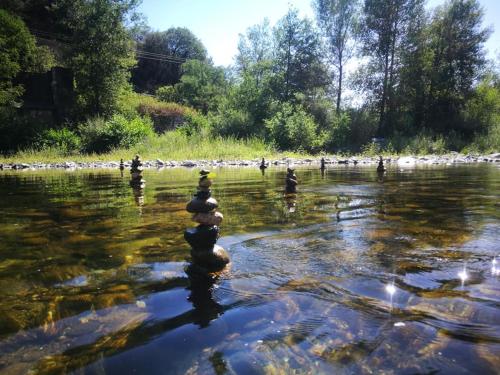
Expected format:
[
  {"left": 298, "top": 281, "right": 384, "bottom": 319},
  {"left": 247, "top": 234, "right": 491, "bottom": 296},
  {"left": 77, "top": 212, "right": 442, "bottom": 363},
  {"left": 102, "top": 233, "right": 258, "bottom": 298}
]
[{"left": 0, "top": 165, "right": 499, "bottom": 374}]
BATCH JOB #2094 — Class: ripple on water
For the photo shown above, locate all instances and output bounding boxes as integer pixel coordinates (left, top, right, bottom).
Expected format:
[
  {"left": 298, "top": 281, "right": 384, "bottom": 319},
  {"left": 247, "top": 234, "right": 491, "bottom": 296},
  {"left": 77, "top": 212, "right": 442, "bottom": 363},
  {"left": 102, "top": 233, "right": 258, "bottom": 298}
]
[{"left": 0, "top": 166, "right": 499, "bottom": 374}]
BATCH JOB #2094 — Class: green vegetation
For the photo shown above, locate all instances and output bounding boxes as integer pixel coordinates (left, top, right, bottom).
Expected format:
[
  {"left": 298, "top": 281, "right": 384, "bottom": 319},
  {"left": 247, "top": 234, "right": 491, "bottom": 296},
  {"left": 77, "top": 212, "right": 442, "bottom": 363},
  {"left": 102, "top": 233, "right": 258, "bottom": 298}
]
[
  {"left": 0, "top": 132, "right": 288, "bottom": 164},
  {"left": 0, "top": 9, "right": 53, "bottom": 108},
  {"left": 1, "top": 0, "right": 498, "bottom": 161}
]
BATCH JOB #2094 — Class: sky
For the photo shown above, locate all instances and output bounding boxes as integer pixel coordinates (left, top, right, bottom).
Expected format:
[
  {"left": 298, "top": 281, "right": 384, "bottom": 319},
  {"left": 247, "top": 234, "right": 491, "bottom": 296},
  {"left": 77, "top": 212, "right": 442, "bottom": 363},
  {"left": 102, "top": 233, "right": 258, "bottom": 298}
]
[{"left": 138, "top": 0, "right": 500, "bottom": 67}]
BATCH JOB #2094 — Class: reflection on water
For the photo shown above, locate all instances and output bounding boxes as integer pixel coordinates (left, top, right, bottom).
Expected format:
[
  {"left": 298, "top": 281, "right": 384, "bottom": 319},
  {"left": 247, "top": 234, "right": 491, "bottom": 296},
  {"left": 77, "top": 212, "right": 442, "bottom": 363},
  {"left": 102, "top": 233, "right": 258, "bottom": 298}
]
[{"left": 0, "top": 165, "right": 499, "bottom": 374}]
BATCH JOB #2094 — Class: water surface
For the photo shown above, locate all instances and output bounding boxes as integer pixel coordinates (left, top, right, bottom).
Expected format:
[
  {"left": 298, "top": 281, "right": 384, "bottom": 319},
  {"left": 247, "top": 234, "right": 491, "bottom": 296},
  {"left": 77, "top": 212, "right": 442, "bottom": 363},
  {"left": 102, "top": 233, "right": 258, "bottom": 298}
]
[{"left": 0, "top": 165, "right": 499, "bottom": 374}]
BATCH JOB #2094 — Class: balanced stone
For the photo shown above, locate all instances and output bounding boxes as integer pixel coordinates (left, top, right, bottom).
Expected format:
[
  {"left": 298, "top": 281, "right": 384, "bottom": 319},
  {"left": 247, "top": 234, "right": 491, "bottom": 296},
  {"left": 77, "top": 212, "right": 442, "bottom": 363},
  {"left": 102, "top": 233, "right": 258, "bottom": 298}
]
[
  {"left": 199, "top": 177, "right": 212, "bottom": 188},
  {"left": 191, "top": 245, "right": 230, "bottom": 269},
  {"left": 186, "top": 197, "right": 218, "bottom": 213},
  {"left": 184, "top": 225, "right": 220, "bottom": 250},
  {"left": 192, "top": 212, "right": 223, "bottom": 226}
]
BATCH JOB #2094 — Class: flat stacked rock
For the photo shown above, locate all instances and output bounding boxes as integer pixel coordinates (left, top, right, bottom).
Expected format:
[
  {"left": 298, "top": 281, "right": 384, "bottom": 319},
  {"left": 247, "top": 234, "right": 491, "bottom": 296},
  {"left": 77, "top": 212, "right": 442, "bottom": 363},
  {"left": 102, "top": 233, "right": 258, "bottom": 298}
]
[{"left": 184, "top": 170, "right": 229, "bottom": 270}]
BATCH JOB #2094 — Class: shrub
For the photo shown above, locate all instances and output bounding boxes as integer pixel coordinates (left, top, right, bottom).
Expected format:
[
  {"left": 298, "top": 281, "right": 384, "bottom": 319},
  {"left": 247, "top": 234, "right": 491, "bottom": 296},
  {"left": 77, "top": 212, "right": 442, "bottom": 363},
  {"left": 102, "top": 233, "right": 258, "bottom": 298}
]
[
  {"left": 347, "top": 108, "right": 378, "bottom": 150},
  {"left": 466, "top": 122, "right": 500, "bottom": 153},
  {"left": 36, "top": 128, "right": 81, "bottom": 154},
  {"left": 325, "top": 112, "right": 351, "bottom": 151},
  {"left": 180, "top": 110, "right": 210, "bottom": 136},
  {"left": 78, "top": 114, "right": 153, "bottom": 153},
  {"left": 211, "top": 108, "right": 255, "bottom": 138},
  {"left": 156, "top": 85, "right": 179, "bottom": 102},
  {"left": 461, "top": 74, "right": 500, "bottom": 135},
  {"left": 119, "top": 91, "right": 209, "bottom": 134},
  {"left": 265, "top": 103, "right": 324, "bottom": 152}
]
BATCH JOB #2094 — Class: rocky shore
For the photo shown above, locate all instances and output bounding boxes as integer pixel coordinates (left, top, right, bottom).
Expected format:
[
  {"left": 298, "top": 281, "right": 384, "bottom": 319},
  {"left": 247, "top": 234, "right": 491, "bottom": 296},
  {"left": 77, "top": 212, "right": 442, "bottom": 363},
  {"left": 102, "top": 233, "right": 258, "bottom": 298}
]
[{"left": 0, "top": 152, "right": 499, "bottom": 171}]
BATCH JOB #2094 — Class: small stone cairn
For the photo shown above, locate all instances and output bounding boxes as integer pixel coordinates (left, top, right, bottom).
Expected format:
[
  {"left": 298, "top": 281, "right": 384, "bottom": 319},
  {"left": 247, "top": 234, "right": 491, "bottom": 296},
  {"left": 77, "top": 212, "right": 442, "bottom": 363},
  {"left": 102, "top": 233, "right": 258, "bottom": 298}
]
[
  {"left": 285, "top": 167, "right": 298, "bottom": 194},
  {"left": 259, "top": 158, "right": 268, "bottom": 170},
  {"left": 184, "top": 170, "right": 230, "bottom": 270},
  {"left": 285, "top": 167, "right": 298, "bottom": 212},
  {"left": 320, "top": 157, "right": 326, "bottom": 171},
  {"left": 377, "top": 155, "right": 386, "bottom": 173}
]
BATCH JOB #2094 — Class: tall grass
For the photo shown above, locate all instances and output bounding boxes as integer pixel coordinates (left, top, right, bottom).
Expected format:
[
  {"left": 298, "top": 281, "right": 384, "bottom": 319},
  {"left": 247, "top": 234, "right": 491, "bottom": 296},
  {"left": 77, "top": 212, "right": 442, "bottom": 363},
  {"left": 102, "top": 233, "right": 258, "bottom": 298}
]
[{"left": 0, "top": 131, "right": 306, "bottom": 163}]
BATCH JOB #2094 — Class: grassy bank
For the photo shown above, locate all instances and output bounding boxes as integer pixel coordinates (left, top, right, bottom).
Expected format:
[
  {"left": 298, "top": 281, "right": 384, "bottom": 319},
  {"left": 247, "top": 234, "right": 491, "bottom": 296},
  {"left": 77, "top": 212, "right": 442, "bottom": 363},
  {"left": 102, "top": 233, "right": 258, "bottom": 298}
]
[
  {"left": 0, "top": 132, "right": 308, "bottom": 164},
  {"left": 1, "top": 129, "right": 498, "bottom": 165}
]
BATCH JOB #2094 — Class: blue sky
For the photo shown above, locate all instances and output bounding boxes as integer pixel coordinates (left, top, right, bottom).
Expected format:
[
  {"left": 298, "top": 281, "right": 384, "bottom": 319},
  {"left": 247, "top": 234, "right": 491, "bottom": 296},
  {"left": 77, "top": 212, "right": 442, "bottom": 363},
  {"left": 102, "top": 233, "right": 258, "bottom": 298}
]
[{"left": 138, "top": 0, "right": 499, "bottom": 66}]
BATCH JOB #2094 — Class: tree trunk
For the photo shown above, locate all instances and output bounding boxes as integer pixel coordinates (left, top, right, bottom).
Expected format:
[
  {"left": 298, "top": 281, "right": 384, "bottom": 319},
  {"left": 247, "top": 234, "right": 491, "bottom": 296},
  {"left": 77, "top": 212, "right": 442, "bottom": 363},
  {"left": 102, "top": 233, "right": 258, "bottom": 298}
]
[
  {"left": 378, "top": 52, "right": 390, "bottom": 136},
  {"left": 336, "top": 52, "right": 343, "bottom": 114},
  {"left": 387, "top": 17, "right": 399, "bottom": 127}
]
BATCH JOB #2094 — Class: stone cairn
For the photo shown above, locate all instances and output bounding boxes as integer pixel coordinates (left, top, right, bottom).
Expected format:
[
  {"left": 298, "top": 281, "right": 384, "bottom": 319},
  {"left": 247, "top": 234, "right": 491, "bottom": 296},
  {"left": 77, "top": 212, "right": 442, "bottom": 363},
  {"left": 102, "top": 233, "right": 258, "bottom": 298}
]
[
  {"left": 320, "top": 157, "right": 326, "bottom": 177},
  {"left": 184, "top": 170, "right": 230, "bottom": 271},
  {"left": 259, "top": 158, "right": 268, "bottom": 175},
  {"left": 129, "top": 155, "right": 145, "bottom": 211},
  {"left": 130, "top": 154, "right": 145, "bottom": 186},
  {"left": 285, "top": 167, "right": 298, "bottom": 212},
  {"left": 377, "top": 155, "right": 386, "bottom": 173},
  {"left": 285, "top": 167, "right": 298, "bottom": 194}
]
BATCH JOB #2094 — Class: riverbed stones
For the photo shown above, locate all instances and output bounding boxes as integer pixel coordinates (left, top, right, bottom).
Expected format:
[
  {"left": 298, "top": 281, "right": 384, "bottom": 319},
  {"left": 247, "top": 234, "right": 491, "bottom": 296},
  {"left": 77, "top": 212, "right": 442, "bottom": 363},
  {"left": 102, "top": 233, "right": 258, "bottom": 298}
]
[
  {"left": 1, "top": 154, "right": 498, "bottom": 171},
  {"left": 184, "top": 169, "right": 229, "bottom": 270}
]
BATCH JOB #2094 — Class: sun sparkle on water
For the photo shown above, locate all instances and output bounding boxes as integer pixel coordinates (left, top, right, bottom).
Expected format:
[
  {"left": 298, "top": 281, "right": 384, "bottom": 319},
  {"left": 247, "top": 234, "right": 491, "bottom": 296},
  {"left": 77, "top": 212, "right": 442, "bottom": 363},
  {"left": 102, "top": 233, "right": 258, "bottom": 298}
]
[{"left": 385, "top": 283, "right": 396, "bottom": 296}]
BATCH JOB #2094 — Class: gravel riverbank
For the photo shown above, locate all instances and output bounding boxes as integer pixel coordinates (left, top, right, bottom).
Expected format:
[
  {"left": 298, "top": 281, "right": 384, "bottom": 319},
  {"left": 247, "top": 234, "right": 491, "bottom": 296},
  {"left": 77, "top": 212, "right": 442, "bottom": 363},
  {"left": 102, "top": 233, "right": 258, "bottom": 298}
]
[{"left": 1, "top": 153, "right": 499, "bottom": 171}]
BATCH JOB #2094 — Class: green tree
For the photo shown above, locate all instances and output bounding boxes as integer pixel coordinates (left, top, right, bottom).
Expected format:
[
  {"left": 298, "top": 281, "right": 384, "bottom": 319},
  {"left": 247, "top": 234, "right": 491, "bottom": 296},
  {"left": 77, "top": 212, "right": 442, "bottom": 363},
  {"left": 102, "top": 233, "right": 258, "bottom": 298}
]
[
  {"left": 426, "top": 0, "right": 490, "bottom": 134},
  {"left": 175, "top": 60, "right": 227, "bottom": 114},
  {"left": 359, "top": 0, "right": 424, "bottom": 135},
  {"left": 397, "top": 0, "right": 431, "bottom": 130},
  {"left": 212, "top": 62, "right": 275, "bottom": 138},
  {"left": 273, "top": 8, "right": 328, "bottom": 102},
  {"left": 59, "top": 0, "right": 138, "bottom": 118},
  {"left": 314, "top": 0, "right": 360, "bottom": 113},
  {"left": 132, "top": 28, "right": 207, "bottom": 93},
  {"left": 236, "top": 19, "right": 273, "bottom": 75},
  {"left": 462, "top": 72, "right": 500, "bottom": 134},
  {"left": 0, "top": 9, "right": 54, "bottom": 108}
]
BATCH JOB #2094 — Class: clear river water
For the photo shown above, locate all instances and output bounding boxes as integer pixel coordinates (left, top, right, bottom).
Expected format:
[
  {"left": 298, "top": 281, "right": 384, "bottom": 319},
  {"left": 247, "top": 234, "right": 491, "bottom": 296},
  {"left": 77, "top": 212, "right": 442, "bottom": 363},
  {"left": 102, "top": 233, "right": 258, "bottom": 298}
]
[{"left": 0, "top": 164, "right": 499, "bottom": 374}]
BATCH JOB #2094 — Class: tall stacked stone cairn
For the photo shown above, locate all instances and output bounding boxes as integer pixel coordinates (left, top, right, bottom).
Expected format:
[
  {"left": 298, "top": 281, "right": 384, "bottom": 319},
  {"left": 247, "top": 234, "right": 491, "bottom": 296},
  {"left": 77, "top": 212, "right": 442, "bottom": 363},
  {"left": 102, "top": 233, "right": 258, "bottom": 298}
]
[
  {"left": 184, "top": 170, "right": 230, "bottom": 271},
  {"left": 130, "top": 154, "right": 145, "bottom": 187}
]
